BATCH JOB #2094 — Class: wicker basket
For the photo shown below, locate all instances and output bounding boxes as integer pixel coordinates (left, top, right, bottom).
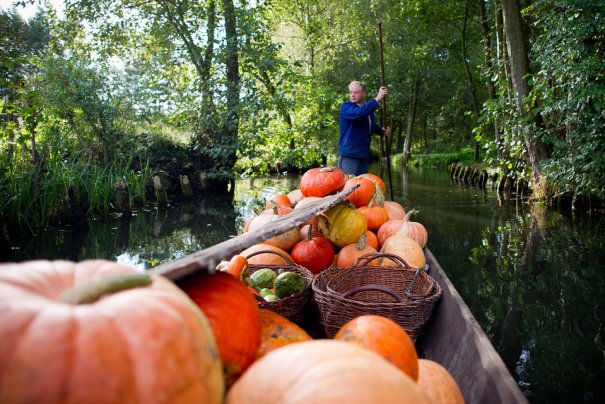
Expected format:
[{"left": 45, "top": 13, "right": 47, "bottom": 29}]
[
  {"left": 244, "top": 249, "right": 314, "bottom": 325},
  {"left": 312, "top": 253, "right": 442, "bottom": 340}
]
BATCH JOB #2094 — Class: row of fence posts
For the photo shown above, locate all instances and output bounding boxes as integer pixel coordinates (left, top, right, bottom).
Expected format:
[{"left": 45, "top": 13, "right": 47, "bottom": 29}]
[{"left": 449, "top": 163, "right": 528, "bottom": 196}]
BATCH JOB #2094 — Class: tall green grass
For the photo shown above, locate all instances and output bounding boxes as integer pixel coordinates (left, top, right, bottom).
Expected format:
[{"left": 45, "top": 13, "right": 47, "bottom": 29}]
[{"left": 0, "top": 151, "right": 154, "bottom": 232}]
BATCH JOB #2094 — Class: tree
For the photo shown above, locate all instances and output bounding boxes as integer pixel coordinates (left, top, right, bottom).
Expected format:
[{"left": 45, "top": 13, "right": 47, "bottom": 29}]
[
  {"left": 500, "top": 0, "right": 551, "bottom": 193},
  {"left": 64, "top": 0, "right": 239, "bottom": 190}
]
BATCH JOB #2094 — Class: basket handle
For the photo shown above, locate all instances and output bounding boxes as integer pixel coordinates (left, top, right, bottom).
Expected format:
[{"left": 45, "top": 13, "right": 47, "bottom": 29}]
[
  {"left": 341, "top": 284, "right": 403, "bottom": 303},
  {"left": 243, "top": 249, "right": 295, "bottom": 266},
  {"left": 405, "top": 266, "right": 433, "bottom": 298},
  {"left": 352, "top": 252, "right": 412, "bottom": 269}
]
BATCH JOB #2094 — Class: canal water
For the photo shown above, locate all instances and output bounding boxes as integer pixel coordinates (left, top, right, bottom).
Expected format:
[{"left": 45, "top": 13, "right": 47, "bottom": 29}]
[{"left": 2, "top": 166, "right": 604, "bottom": 403}]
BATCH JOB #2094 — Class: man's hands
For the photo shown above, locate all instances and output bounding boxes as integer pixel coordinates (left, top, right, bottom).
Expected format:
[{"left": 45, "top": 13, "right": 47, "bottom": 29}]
[
  {"left": 382, "top": 127, "right": 392, "bottom": 137},
  {"left": 375, "top": 86, "right": 388, "bottom": 101}
]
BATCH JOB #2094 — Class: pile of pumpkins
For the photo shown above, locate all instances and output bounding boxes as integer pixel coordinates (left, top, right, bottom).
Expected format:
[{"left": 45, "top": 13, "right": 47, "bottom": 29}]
[
  {"left": 0, "top": 168, "right": 460, "bottom": 403},
  {"left": 238, "top": 166, "right": 429, "bottom": 273},
  {"left": 0, "top": 259, "right": 463, "bottom": 403}
]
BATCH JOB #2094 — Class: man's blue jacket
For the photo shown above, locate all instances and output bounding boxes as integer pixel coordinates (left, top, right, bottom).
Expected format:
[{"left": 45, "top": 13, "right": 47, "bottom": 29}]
[{"left": 339, "top": 99, "right": 383, "bottom": 160}]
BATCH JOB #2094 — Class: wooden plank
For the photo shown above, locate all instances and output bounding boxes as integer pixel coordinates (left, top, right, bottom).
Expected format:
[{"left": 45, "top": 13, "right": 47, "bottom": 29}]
[
  {"left": 418, "top": 249, "right": 528, "bottom": 404},
  {"left": 149, "top": 185, "right": 358, "bottom": 281}
]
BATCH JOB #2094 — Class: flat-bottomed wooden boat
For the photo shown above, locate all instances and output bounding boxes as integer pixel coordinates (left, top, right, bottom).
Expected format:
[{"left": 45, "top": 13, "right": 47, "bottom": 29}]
[{"left": 150, "top": 187, "right": 528, "bottom": 403}]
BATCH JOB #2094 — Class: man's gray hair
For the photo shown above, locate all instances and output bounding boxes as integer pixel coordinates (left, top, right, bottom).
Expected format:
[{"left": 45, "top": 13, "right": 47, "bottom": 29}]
[{"left": 348, "top": 81, "right": 366, "bottom": 92}]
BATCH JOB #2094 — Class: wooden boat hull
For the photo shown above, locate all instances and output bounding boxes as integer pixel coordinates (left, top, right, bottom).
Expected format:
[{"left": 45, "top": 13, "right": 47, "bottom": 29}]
[
  {"left": 418, "top": 249, "right": 528, "bottom": 403},
  {"left": 150, "top": 185, "right": 527, "bottom": 402}
]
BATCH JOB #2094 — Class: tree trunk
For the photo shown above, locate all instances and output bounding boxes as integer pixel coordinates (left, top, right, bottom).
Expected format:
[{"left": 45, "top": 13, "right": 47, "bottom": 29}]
[
  {"left": 462, "top": 0, "right": 481, "bottom": 162},
  {"left": 500, "top": 0, "right": 550, "bottom": 186},
  {"left": 258, "top": 71, "right": 293, "bottom": 128},
  {"left": 201, "top": 0, "right": 216, "bottom": 110},
  {"left": 396, "top": 116, "right": 404, "bottom": 152},
  {"left": 403, "top": 78, "right": 419, "bottom": 164},
  {"left": 479, "top": 0, "right": 500, "bottom": 144},
  {"left": 222, "top": 0, "right": 239, "bottom": 191}
]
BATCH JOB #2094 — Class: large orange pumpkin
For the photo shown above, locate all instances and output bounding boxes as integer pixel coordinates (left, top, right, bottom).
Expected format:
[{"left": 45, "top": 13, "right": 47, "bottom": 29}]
[
  {"left": 239, "top": 244, "right": 293, "bottom": 266},
  {"left": 377, "top": 219, "right": 403, "bottom": 246},
  {"left": 359, "top": 173, "right": 387, "bottom": 195},
  {"left": 417, "top": 359, "right": 465, "bottom": 404},
  {"left": 290, "top": 225, "right": 334, "bottom": 274},
  {"left": 299, "top": 167, "right": 347, "bottom": 197},
  {"left": 380, "top": 235, "right": 427, "bottom": 269},
  {"left": 343, "top": 176, "right": 377, "bottom": 207},
  {"left": 256, "top": 309, "right": 312, "bottom": 358},
  {"left": 399, "top": 209, "right": 429, "bottom": 248},
  {"left": 318, "top": 202, "right": 367, "bottom": 248},
  {"left": 226, "top": 340, "right": 432, "bottom": 404},
  {"left": 182, "top": 272, "right": 261, "bottom": 387},
  {"left": 358, "top": 205, "right": 389, "bottom": 231},
  {"left": 336, "top": 234, "right": 378, "bottom": 268},
  {"left": 384, "top": 200, "right": 406, "bottom": 220},
  {"left": 0, "top": 260, "right": 224, "bottom": 403},
  {"left": 334, "top": 315, "right": 419, "bottom": 381}
]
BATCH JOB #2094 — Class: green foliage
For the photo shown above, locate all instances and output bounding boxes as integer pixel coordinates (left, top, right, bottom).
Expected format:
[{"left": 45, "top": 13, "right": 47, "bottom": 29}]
[
  {"left": 394, "top": 147, "right": 477, "bottom": 168},
  {"left": 477, "top": 0, "right": 605, "bottom": 201},
  {"left": 0, "top": 9, "right": 155, "bottom": 230},
  {"left": 529, "top": 0, "right": 605, "bottom": 200}
]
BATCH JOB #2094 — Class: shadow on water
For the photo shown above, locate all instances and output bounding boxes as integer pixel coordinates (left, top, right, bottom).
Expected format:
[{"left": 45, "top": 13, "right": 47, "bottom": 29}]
[{"left": 2, "top": 166, "right": 604, "bottom": 403}]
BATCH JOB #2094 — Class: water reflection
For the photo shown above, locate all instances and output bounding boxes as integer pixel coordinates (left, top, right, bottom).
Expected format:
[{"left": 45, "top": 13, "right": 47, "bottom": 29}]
[
  {"left": 389, "top": 166, "right": 605, "bottom": 403},
  {"left": 3, "top": 176, "right": 300, "bottom": 267}
]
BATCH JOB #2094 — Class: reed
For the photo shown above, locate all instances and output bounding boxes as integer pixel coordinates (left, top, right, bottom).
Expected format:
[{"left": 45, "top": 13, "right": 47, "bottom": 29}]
[{"left": 0, "top": 152, "right": 154, "bottom": 232}]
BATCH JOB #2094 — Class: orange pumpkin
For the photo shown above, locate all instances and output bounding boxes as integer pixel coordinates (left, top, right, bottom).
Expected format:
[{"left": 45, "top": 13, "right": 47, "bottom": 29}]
[
  {"left": 256, "top": 309, "right": 312, "bottom": 358},
  {"left": 360, "top": 173, "right": 387, "bottom": 195},
  {"left": 335, "top": 315, "right": 419, "bottom": 381},
  {"left": 0, "top": 260, "right": 224, "bottom": 403},
  {"left": 358, "top": 205, "right": 389, "bottom": 231},
  {"left": 377, "top": 219, "right": 403, "bottom": 246},
  {"left": 265, "top": 193, "right": 291, "bottom": 209},
  {"left": 240, "top": 244, "right": 293, "bottom": 266},
  {"left": 248, "top": 210, "right": 299, "bottom": 251},
  {"left": 226, "top": 340, "right": 431, "bottom": 404},
  {"left": 399, "top": 209, "right": 429, "bottom": 248},
  {"left": 299, "top": 167, "right": 347, "bottom": 197},
  {"left": 384, "top": 200, "right": 406, "bottom": 220},
  {"left": 221, "top": 255, "right": 248, "bottom": 280},
  {"left": 287, "top": 189, "right": 304, "bottom": 206},
  {"left": 417, "top": 359, "right": 465, "bottom": 404},
  {"left": 183, "top": 272, "right": 261, "bottom": 387},
  {"left": 337, "top": 234, "right": 378, "bottom": 268},
  {"left": 380, "top": 235, "right": 427, "bottom": 269},
  {"left": 365, "top": 230, "right": 379, "bottom": 250},
  {"left": 291, "top": 225, "right": 334, "bottom": 274},
  {"left": 343, "top": 176, "right": 377, "bottom": 207}
]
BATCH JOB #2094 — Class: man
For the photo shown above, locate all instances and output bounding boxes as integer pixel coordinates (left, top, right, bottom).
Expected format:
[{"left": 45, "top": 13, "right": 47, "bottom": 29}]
[{"left": 338, "top": 81, "right": 390, "bottom": 176}]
